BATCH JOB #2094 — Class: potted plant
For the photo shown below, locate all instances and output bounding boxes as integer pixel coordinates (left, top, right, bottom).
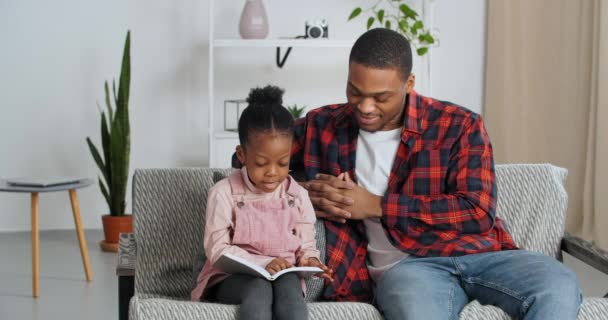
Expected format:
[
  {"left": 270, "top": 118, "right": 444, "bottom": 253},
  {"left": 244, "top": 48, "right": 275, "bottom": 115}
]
[
  {"left": 86, "top": 31, "right": 132, "bottom": 252},
  {"left": 287, "top": 104, "right": 307, "bottom": 119},
  {"left": 348, "top": 1, "right": 437, "bottom": 56}
]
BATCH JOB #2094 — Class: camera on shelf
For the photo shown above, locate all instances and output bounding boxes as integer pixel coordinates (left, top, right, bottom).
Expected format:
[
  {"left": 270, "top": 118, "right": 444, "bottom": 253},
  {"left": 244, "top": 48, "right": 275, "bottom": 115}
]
[{"left": 305, "top": 19, "right": 328, "bottom": 39}]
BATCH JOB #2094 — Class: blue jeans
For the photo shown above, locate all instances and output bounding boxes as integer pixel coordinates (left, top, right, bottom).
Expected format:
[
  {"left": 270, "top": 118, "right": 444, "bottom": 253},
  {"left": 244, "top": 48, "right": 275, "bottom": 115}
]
[{"left": 375, "top": 250, "right": 582, "bottom": 320}]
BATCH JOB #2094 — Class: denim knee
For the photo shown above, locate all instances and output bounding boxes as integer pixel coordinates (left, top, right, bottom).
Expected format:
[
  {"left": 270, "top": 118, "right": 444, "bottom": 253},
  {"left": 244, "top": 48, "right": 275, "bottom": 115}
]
[
  {"left": 536, "top": 264, "right": 581, "bottom": 303},
  {"left": 523, "top": 259, "right": 582, "bottom": 318}
]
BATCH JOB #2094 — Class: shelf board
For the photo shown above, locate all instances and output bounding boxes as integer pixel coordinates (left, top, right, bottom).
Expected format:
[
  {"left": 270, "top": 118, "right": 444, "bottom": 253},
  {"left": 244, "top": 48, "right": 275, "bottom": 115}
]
[
  {"left": 213, "top": 39, "right": 355, "bottom": 48},
  {"left": 214, "top": 131, "right": 239, "bottom": 139}
]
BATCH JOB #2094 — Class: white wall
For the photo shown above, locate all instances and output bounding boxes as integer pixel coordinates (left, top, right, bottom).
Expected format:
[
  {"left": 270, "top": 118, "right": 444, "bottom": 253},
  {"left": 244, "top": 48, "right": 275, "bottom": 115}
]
[
  {"left": 431, "top": 0, "right": 487, "bottom": 112},
  {"left": 0, "top": 0, "right": 487, "bottom": 231}
]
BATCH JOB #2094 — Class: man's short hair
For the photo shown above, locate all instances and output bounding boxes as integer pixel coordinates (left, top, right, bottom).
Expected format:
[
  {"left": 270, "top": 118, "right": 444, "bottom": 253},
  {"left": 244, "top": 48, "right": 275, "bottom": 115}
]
[{"left": 349, "top": 28, "right": 413, "bottom": 81}]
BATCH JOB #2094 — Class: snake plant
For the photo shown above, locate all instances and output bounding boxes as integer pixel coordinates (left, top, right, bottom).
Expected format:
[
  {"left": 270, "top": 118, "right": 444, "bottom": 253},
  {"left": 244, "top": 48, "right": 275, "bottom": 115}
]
[{"left": 86, "top": 31, "right": 131, "bottom": 216}]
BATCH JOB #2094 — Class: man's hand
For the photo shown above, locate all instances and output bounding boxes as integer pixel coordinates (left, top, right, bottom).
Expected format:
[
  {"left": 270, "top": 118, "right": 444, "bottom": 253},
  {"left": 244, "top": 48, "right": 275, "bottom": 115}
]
[
  {"left": 298, "top": 257, "right": 333, "bottom": 282},
  {"left": 301, "top": 173, "right": 355, "bottom": 223},
  {"left": 265, "top": 258, "right": 293, "bottom": 275},
  {"left": 303, "top": 173, "right": 382, "bottom": 223},
  {"left": 339, "top": 172, "right": 383, "bottom": 219}
]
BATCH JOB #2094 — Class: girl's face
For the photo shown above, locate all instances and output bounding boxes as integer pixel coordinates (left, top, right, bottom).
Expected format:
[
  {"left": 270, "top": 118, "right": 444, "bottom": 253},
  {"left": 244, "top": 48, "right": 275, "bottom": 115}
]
[{"left": 236, "top": 131, "right": 293, "bottom": 193}]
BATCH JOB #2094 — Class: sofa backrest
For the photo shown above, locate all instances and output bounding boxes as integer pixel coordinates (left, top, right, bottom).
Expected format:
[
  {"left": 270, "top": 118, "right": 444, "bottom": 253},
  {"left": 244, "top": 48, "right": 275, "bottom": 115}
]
[
  {"left": 132, "top": 164, "right": 568, "bottom": 300},
  {"left": 494, "top": 164, "right": 568, "bottom": 257},
  {"left": 132, "top": 168, "right": 232, "bottom": 299}
]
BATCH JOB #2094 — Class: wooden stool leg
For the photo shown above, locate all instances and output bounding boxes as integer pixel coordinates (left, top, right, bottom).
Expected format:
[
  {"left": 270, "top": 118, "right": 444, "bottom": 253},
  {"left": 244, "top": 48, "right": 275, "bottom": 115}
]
[
  {"left": 31, "top": 192, "right": 39, "bottom": 298},
  {"left": 69, "top": 189, "right": 93, "bottom": 281}
]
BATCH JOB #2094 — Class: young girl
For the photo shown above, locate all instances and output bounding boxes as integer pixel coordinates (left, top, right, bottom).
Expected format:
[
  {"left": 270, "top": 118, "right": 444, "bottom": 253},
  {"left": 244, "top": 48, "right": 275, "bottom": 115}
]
[{"left": 191, "top": 85, "right": 331, "bottom": 320}]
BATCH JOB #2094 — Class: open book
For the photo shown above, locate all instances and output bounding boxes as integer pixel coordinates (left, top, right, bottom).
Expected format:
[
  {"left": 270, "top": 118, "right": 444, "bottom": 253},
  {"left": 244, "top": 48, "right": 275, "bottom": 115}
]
[{"left": 215, "top": 253, "right": 323, "bottom": 281}]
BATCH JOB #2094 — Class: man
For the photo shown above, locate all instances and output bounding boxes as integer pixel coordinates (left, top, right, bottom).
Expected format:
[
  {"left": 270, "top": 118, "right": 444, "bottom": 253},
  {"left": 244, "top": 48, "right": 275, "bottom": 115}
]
[{"left": 235, "top": 28, "right": 582, "bottom": 319}]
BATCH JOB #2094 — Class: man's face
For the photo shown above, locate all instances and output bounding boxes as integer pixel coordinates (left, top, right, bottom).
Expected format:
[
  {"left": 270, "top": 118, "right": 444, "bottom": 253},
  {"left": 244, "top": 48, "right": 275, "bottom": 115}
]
[
  {"left": 236, "top": 132, "right": 292, "bottom": 193},
  {"left": 346, "top": 62, "right": 415, "bottom": 132}
]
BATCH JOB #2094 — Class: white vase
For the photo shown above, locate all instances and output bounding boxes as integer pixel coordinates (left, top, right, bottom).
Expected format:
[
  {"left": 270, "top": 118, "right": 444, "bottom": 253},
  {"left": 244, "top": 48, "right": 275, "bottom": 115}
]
[{"left": 239, "top": 0, "right": 269, "bottom": 39}]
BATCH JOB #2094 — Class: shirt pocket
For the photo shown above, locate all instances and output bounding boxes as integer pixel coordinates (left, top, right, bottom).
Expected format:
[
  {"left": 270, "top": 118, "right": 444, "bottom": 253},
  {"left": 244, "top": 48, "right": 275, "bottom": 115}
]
[{"left": 406, "top": 148, "right": 450, "bottom": 196}]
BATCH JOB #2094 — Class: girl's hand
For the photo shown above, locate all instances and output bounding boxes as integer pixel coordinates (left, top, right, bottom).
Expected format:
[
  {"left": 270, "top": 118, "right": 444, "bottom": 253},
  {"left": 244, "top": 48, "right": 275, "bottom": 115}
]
[
  {"left": 299, "top": 257, "right": 333, "bottom": 282},
  {"left": 265, "top": 258, "right": 293, "bottom": 275}
]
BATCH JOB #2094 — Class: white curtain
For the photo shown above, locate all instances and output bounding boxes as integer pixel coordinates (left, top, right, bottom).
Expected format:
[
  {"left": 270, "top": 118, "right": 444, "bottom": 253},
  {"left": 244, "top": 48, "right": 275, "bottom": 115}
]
[{"left": 485, "top": 0, "right": 608, "bottom": 248}]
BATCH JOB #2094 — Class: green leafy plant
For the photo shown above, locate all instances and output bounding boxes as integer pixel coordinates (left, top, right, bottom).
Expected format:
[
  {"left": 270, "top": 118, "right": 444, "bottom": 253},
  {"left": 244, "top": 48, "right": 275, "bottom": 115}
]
[
  {"left": 86, "top": 31, "right": 131, "bottom": 217},
  {"left": 287, "top": 104, "right": 307, "bottom": 119},
  {"left": 348, "top": 1, "right": 436, "bottom": 56}
]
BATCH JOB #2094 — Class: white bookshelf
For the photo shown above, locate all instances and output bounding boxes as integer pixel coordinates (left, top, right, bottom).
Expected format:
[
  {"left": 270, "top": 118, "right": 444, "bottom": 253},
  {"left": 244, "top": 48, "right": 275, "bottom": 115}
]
[
  {"left": 207, "top": 0, "right": 436, "bottom": 167},
  {"left": 213, "top": 39, "right": 354, "bottom": 48},
  {"left": 207, "top": 1, "right": 358, "bottom": 167},
  {"left": 213, "top": 131, "right": 239, "bottom": 139}
]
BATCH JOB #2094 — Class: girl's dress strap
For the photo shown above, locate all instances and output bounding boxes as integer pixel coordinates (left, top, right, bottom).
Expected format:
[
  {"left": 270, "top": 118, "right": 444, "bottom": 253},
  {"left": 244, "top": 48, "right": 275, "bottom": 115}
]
[{"left": 228, "top": 170, "right": 246, "bottom": 196}]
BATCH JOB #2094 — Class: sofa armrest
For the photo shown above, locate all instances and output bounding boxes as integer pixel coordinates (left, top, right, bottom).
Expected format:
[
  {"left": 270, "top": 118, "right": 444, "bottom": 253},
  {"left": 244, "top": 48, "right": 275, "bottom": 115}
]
[
  {"left": 561, "top": 232, "right": 608, "bottom": 275},
  {"left": 117, "top": 232, "right": 136, "bottom": 320},
  {"left": 117, "top": 232, "right": 136, "bottom": 276}
]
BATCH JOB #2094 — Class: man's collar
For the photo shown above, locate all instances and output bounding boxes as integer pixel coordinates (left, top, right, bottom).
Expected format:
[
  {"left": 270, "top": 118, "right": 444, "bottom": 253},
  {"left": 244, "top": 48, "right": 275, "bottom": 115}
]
[
  {"left": 402, "top": 90, "right": 425, "bottom": 134},
  {"left": 333, "top": 103, "right": 354, "bottom": 129}
]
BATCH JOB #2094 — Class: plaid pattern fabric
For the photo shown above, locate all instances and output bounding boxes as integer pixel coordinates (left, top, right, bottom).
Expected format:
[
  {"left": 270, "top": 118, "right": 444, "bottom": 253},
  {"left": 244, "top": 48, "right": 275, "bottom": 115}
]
[{"left": 233, "top": 90, "right": 517, "bottom": 302}]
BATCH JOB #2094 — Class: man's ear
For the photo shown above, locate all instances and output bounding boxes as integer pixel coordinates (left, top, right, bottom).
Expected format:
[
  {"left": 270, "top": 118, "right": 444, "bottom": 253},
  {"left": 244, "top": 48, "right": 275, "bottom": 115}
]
[
  {"left": 405, "top": 73, "right": 416, "bottom": 93},
  {"left": 236, "top": 145, "right": 246, "bottom": 165}
]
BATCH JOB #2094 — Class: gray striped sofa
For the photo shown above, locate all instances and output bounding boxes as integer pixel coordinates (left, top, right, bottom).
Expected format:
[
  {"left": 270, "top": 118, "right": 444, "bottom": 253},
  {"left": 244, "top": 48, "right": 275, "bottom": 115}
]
[{"left": 118, "top": 164, "right": 608, "bottom": 319}]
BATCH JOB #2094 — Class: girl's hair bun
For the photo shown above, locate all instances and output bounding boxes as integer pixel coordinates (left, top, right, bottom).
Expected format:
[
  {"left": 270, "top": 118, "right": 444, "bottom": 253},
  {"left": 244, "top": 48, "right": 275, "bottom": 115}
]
[{"left": 246, "top": 85, "right": 284, "bottom": 107}]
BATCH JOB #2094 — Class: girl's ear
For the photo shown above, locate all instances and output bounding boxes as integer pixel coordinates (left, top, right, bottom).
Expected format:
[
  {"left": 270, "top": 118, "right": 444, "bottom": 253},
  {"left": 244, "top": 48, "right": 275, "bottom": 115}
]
[{"left": 236, "top": 145, "right": 246, "bottom": 165}]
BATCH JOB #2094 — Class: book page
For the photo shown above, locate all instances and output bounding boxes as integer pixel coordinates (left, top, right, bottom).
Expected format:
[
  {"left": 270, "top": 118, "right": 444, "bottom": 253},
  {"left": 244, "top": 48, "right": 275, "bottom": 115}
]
[
  {"left": 217, "top": 253, "right": 323, "bottom": 281},
  {"left": 215, "top": 253, "right": 272, "bottom": 280},
  {"left": 271, "top": 266, "right": 324, "bottom": 280}
]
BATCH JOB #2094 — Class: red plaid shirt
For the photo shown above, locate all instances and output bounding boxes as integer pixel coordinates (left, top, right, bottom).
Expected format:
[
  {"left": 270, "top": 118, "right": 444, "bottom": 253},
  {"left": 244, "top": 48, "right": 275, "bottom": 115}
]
[{"left": 233, "top": 90, "right": 517, "bottom": 302}]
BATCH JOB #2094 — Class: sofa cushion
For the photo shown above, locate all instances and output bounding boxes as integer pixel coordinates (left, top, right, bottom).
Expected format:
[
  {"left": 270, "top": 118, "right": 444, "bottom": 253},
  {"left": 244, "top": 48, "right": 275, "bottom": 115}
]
[{"left": 129, "top": 296, "right": 608, "bottom": 320}]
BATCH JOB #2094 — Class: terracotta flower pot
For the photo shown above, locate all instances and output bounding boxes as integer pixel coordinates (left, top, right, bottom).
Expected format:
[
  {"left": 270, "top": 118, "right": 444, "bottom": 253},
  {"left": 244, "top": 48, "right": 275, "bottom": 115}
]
[{"left": 101, "top": 214, "right": 133, "bottom": 252}]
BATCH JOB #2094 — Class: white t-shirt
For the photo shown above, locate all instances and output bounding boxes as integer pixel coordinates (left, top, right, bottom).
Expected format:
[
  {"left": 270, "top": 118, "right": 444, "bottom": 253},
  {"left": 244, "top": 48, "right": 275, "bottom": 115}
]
[{"left": 356, "top": 128, "right": 409, "bottom": 283}]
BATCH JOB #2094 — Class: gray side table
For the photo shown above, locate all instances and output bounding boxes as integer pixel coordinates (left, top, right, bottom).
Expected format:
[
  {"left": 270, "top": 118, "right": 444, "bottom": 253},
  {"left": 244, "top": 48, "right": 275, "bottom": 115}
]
[{"left": 0, "top": 178, "right": 94, "bottom": 297}]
